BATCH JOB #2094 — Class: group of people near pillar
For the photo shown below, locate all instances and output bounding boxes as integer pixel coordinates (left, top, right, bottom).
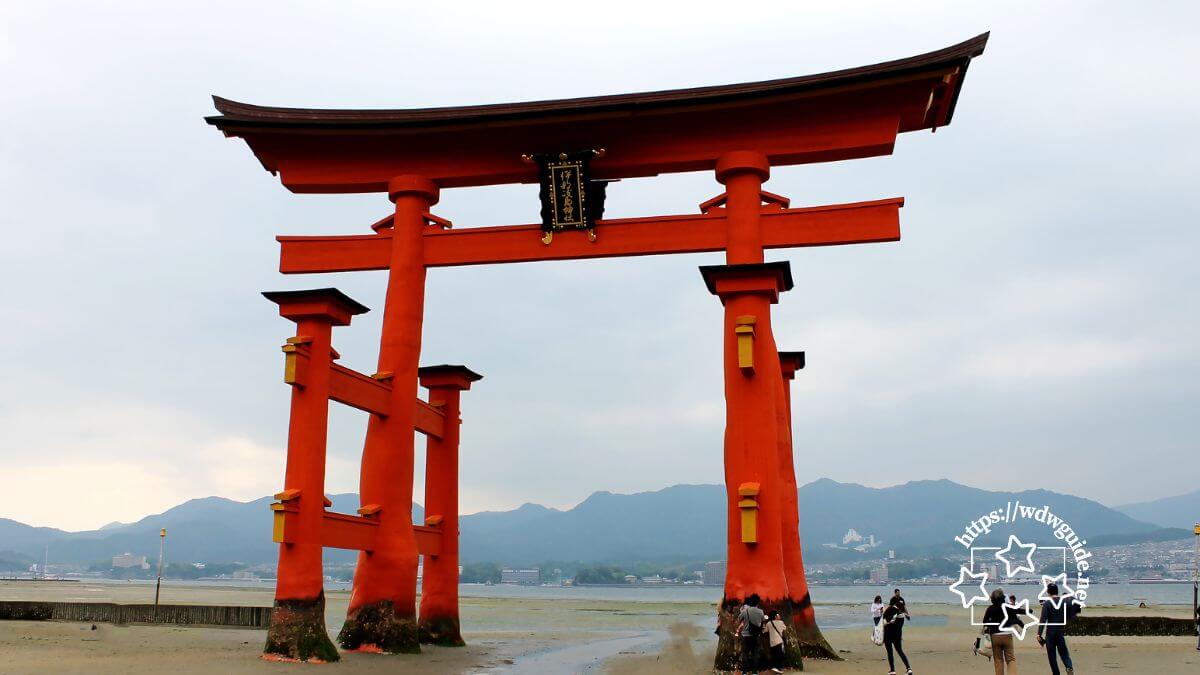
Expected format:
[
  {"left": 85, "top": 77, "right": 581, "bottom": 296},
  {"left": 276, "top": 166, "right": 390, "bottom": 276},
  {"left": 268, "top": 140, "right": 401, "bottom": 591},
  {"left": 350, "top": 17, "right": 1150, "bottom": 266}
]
[{"left": 733, "top": 594, "right": 789, "bottom": 674}]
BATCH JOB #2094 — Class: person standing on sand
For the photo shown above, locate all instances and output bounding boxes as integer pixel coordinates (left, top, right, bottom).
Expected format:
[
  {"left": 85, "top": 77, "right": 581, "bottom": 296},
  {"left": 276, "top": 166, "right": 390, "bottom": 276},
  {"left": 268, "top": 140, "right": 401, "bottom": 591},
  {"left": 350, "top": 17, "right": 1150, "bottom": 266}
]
[
  {"left": 765, "top": 610, "right": 787, "bottom": 673},
  {"left": 976, "top": 588, "right": 1019, "bottom": 675},
  {"left": 736, "top": 594, "right": 765, "bottom": 674},
  {"left": 871, "top": 595, "right": 885, "bottom": 625},
  {"left": 881, "top": 595, "right": 912, "bottom": 675},
  {"left": 1036, "top": 583, "right": 1075, "bottom": 675}
]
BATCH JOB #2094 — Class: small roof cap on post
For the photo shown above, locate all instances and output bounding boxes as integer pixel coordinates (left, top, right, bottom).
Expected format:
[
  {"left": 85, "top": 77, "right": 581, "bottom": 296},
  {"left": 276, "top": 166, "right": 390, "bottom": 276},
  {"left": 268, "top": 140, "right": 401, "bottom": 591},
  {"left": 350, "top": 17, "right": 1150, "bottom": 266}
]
[
  {"left": 699, "top": 261, "right": 794, "bottom": 303},
  {"left": 779, "top": 351, "right": 806, "bottom": 378},
  {"left": 262, "top": 288, "right": 369, "bottom": 326},
  {"left": 419, "top": 364, "right": 484, "bottom": 390}
]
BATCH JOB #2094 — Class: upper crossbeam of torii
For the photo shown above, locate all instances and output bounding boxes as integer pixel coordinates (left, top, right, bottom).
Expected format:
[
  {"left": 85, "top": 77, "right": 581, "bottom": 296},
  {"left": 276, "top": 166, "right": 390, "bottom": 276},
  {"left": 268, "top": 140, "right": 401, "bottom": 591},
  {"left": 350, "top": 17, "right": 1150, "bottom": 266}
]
[
  {"left": 208, "top": 33, "right": 987, "bottom": 668},
  {"left": 208, "top": 33, "right": 985, "bottom": 193}
]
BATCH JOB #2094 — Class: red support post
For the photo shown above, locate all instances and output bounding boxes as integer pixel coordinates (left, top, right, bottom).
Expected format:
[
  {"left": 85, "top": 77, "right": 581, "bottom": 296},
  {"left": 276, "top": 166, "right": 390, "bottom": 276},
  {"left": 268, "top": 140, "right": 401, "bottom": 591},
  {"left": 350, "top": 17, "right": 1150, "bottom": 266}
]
[
  {"left": 777, "top": 352, "right": 838, "bottom": 658},
  {"left": 261, "top": 288, "right": 368, "bottom": 663},
  {"left": 340, "top": 176, "right": 439, "bottom": 654},
  {"left": 704, "top": 150, "right": 804, "bottom": 672},
  {"left": 416, "top": 365, "right": 482, "bottom": 647}
]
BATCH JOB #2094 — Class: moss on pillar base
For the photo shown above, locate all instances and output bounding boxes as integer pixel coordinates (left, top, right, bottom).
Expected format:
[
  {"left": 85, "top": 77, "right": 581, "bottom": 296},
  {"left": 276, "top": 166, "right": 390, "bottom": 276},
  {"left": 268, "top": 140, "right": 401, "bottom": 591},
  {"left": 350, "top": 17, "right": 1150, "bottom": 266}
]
[
  {"left": 418, "top": 615, "right": 465, "bottom": 647},
  {"left": 793, "top": 622, "right": 840, "bottom": 660},
  {"left": 263, "top": 593, "right": 340, "bottom": 663},
  {"left": 337, "top": 600, "right": 420, "bottom": 654},
  {"left": 713, "top": 597, "right": 804, "bottom": 672}
]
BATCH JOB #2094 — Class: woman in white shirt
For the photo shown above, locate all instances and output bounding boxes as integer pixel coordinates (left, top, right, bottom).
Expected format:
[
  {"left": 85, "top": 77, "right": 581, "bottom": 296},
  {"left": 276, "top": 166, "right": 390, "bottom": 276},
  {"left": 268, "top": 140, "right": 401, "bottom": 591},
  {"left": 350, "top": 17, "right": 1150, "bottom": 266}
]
[
  {"left": 765, "top": 610, "right": 788, "bottom": 673},
  {"left": 871, "top": 595, "right": 885, "bottom": 626}
]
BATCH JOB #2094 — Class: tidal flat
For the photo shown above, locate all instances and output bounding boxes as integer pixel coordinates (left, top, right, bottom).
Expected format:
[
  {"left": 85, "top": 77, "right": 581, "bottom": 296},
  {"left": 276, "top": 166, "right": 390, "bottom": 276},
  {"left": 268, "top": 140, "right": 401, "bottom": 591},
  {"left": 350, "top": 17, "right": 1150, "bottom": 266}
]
[{"left": 2, "top": 581, "right": 1197, "bottom": 674}]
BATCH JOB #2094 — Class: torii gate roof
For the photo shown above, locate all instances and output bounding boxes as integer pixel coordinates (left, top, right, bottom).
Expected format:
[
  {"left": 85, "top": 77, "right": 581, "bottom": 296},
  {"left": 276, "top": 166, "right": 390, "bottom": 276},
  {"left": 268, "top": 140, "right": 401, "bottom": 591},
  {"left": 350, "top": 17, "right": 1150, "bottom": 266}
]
[{"left": 207, "top": 33, "right": 987, "bottom": 192}]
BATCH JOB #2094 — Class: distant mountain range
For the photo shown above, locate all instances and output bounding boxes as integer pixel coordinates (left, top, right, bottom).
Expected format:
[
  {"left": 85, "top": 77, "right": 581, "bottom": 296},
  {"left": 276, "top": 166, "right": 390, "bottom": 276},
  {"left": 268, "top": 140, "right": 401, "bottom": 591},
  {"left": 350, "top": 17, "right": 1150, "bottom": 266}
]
[
  {"left": 1, "top": 479, "right": 1184, "bottom": 569},
  {"left": 1116, "top": 489, "right": 1200, "bottom": 530}
]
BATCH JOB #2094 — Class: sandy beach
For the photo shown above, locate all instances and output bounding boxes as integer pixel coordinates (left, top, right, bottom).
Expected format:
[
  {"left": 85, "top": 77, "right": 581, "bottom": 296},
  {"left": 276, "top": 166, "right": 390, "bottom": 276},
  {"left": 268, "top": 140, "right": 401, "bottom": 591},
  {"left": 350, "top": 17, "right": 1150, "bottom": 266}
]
[
  {"left": 0, "top": 581, "right": 700, "bottom": 674},
  {"left": 2, "top": 581, "right": 1198, "bottom": 674},
  {"left": 606, "top": 604, "right": 1200, "bottom": 674}
]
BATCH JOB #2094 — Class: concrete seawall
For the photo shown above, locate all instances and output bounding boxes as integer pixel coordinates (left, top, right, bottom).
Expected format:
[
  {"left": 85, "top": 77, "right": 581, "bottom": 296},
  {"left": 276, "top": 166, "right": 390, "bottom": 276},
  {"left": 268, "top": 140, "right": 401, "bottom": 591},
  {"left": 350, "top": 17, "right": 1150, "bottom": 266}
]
[{"left": 0, "top": 600, "right": 271, "bottom": 628}]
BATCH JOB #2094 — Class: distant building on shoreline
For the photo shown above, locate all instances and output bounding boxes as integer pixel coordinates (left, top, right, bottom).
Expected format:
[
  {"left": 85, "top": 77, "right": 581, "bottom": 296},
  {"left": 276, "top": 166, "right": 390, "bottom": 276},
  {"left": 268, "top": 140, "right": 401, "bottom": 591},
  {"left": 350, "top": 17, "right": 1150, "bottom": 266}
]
[
  {"left": 704, "top": 560, "right": 727, "bottom": 587},
  {"left": 500, "top": 568, "right": 539, "bottom": 585},
  {"left": 870, "top": 566, "right": 889, "bottom": 584},
  {"left": 111, "top": 553, "right": 149, "bottom": 570}
]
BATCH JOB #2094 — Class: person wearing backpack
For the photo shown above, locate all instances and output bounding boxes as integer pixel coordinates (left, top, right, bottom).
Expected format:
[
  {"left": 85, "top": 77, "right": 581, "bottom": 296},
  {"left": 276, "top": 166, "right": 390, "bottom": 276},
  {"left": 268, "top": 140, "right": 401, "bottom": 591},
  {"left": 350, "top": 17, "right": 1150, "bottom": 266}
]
[{"left": 737, "top": 594, "right": 765, "bottom": 674}]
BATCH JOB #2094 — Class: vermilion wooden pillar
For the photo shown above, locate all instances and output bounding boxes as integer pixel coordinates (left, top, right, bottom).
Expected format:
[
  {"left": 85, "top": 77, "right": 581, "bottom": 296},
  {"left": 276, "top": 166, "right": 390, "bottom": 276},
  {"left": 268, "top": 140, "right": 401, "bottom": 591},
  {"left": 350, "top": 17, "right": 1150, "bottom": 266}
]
[
  {"left": 340, "top": 176, "right": 438, "bottom": 654},
  {"left": 702, "top": 151, "right": 803, "bottom": 671},
  {"left": 777, "top": 351, "right": 837, "bottom": 659},
  {"left": 417, "top": 365, "right": 482, "bottom": 647},
  {"left": 262, "top": 289, "right": 368, "bottom": 663}
]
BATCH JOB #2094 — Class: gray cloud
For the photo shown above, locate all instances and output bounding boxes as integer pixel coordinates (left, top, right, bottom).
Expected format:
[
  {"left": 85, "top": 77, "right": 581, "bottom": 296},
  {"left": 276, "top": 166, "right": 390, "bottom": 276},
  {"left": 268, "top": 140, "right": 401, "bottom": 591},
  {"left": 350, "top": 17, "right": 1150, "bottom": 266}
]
[{"left": 1, "top": 1, "right": 1196, "bottom": 530}]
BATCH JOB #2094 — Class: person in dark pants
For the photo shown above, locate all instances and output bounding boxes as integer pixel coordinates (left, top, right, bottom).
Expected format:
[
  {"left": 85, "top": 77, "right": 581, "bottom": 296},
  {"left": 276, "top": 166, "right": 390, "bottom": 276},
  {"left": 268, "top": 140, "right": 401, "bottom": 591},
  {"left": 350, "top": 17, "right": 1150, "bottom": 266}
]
[
  {"left": 881, "top": 595, "right": 912, "bottom": 675},
  {"left": 1037, "top": 583, "right": 1075, "bottom": 675},
  {"left": 764, "top": 610, "right": 787, "bottom": 673},
  {"left": 737, "top": 594, "right": 765, "bottom": 674}
]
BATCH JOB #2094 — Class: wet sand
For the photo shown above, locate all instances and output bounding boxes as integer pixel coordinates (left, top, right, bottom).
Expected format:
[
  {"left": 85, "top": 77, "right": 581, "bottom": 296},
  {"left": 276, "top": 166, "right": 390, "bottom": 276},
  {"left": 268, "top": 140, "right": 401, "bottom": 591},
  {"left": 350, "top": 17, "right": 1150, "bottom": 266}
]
[
  {"left": 0, "top": 581, "right": 703, "bottom": 674},
  {"left": 603, "top": 604, "right": 1200, "bottom": 674},
  {"left": 4, "top": 582, "right": 1199, "bottom": 674}
]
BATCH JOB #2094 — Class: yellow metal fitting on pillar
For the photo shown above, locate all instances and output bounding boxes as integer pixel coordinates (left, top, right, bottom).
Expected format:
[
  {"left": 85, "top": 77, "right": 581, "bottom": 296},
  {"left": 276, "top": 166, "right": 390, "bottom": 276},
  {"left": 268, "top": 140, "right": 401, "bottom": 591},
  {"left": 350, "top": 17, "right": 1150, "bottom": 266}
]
[
  {"left": 735, "top": 315, "right": 757, "bottom": 373},
  {"left": 281, "top": 343, "right": 300, "bottom": 384},
  {"left": 281, "top": 338, "right": 314, "bottom": 386},
  {"left": 270, "top": 491, "right": 301, "bottom": 544},
  {"left": 738, "top": 482, "right": 760, "bottom": 544}
]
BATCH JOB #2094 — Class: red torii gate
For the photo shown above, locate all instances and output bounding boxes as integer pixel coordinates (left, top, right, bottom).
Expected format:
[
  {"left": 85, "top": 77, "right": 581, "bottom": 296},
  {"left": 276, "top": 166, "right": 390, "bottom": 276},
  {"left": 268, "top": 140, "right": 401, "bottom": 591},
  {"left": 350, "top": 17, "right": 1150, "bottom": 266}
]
[{"left": 209, "top": 33, "right": 987, "bottom": 668}]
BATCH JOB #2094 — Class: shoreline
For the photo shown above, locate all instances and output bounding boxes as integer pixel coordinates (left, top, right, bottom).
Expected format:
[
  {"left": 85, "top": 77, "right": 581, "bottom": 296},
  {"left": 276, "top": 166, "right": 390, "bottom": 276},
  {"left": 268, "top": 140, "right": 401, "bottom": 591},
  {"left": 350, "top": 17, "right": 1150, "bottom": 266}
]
[{"left": 2, "top": 581, "right": 1197, "bottom": 673}]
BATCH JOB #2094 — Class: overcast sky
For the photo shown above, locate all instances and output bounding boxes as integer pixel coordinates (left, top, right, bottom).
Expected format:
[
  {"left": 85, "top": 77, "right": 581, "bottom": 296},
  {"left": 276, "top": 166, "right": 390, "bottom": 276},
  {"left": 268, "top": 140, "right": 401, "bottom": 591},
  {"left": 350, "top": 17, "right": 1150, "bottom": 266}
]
[{"left": 2, "top": 2, "right": 1197, "bottom": 531}]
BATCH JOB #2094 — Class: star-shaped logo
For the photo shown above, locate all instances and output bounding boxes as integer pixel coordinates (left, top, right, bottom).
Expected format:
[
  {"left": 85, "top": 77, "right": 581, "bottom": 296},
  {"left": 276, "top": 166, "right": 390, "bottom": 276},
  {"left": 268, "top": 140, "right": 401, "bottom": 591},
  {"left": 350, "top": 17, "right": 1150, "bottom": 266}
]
[
  {"left": 1038, "top": 572, "right": 1076, "bottom": 610},
  {"left": 995, "top": 535, "right": 1037, "bottom": 577},
  {"left": 1000, "top": 598, "right": 1038, "bottom": 640},
  {"left": 948, "top": 566, "right": 990, "bottom": 608}
]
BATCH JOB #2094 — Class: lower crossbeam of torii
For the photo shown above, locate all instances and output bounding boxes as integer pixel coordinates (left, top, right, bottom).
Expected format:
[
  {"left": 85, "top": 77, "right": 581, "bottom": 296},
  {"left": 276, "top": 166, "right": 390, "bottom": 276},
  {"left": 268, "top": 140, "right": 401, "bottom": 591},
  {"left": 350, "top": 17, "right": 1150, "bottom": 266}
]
[{"left": 208, "top": 32, "right": 988, "bottom": 669}]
